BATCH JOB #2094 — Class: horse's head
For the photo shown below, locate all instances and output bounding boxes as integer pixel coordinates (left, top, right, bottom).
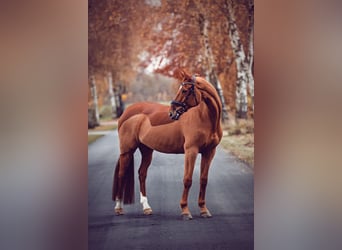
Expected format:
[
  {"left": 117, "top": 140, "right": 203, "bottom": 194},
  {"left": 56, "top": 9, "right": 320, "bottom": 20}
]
[{"left": 169, "top": 72, "right": 201, "bottom": 120}]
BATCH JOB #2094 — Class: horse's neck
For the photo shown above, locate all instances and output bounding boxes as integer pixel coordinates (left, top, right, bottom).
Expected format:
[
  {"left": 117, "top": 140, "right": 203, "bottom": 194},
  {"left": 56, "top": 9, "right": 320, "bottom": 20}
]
[
  {"left": 201, "top": 91, "right": 222, "bottom": 133},
  {"left": 194, "top": 78, "right": 223, "bottom": 133}
]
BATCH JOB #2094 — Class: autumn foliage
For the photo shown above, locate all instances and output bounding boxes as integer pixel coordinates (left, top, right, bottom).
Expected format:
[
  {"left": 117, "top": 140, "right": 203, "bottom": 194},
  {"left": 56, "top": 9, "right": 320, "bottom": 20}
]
[{"left": 89, "top": 0, "right": 254, "bottom": 120}]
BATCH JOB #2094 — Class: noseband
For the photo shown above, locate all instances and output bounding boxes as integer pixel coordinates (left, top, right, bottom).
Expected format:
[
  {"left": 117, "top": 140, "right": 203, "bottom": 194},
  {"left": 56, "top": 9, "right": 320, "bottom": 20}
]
[{"left": 170, "top": 76, "right": 198, "bottom": 119}]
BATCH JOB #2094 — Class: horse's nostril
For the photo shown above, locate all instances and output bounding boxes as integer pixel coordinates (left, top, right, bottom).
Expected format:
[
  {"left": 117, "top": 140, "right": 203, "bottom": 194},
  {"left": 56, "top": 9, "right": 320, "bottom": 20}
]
[{"left": 169, "top": 112, "right": 172, "bottom": 117}]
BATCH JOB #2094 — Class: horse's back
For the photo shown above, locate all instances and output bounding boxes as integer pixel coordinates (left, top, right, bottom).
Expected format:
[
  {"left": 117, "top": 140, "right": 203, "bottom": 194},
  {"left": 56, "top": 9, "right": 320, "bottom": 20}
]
[
  {"left": 118, "top": 102, "right": 174, "bottom": 129},
  {"left": 117, "top": 102, "right": 186, "bottom": 153}
]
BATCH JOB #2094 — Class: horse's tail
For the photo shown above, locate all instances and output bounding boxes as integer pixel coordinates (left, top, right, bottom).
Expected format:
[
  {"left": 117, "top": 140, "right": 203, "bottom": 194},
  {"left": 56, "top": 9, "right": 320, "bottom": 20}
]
[
  {"left": 112, "top": 160, "right": 120, "bottom": 201},
  {"left": 123, "top": 153, "right": 135, "bottom": 204},
  {"left": 112, "top": 154, "right": 135, "bottom": 204}
]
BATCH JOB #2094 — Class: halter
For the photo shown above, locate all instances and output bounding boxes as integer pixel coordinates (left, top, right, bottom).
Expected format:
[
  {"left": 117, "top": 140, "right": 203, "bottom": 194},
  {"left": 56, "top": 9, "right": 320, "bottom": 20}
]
[{"left": 170, "top": 76, "right": 198, "bottom": 119}]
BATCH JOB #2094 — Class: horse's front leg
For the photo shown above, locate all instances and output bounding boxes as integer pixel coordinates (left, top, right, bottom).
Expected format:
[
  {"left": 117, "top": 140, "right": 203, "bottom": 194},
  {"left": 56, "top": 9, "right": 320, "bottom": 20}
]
[
  {"left": 180, "top": 147, "right": 198, "bottom": 220},
  {"left": 198, "top": 148, "right": 216, "bottom": 218}
]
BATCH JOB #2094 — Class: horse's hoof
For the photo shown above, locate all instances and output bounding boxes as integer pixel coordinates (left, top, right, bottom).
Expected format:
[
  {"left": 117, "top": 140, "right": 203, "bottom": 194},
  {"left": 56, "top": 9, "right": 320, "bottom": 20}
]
[
  {"left": 181, "top": 213, "right": 193, "bottom": 220},
  {"left": 143, "top": 208, "right": 153, "bottom": 215},
  {"left": 115, "top": 208, "right": 124, "bottom": 216},
  {"left": 200, "top": 211, "right": 212, "bottom": 218}
]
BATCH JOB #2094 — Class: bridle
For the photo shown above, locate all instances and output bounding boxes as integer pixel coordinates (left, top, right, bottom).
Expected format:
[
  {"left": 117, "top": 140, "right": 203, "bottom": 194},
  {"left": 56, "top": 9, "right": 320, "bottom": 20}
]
[{"left": 170, "top": 76, "right": 198, "bottom": 119}]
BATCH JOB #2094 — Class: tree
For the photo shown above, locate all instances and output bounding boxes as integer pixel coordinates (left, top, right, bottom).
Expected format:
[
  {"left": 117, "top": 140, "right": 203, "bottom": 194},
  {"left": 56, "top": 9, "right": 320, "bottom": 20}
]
[
  {"left": 88, "top": 0, "right": 254, "bottom": 121},
  {"left": 225, "top": 0, "right": 249, "bottom": 118},
  {"left": 198, "top": 12, "right": 229, "bottom": 121}
]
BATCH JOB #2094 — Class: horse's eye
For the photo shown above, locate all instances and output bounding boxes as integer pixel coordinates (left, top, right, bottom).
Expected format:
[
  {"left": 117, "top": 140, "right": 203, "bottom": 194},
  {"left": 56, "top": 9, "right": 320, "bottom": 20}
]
[{"left": 182, "top": 89, "right": 187, "bottom": 94}]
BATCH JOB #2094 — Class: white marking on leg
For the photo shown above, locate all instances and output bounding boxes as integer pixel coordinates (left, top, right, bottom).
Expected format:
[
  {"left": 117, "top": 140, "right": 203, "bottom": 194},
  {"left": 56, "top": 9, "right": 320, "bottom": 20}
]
[
  {"left": 115, "top": 199, "right": 123, "bottom": 210},
  {"left": 140, "top": 192, "right": 151, "bottom": 210}
]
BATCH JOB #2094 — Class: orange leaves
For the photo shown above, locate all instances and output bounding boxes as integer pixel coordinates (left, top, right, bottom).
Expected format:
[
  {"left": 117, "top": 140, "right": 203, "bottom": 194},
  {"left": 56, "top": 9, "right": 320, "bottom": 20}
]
[{"left": 89, "top": 0, "right": 253, "bottom": 115}]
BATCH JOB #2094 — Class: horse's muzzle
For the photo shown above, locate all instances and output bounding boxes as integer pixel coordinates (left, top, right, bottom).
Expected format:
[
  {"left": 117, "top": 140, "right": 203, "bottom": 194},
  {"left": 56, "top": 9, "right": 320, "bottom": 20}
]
[{"left": 169, "top": 111, "right": 180, "bottom": 120}]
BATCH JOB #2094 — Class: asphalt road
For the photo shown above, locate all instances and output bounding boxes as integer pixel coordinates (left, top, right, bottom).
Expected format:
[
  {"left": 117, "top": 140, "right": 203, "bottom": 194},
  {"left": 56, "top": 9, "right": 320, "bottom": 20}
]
[{"left": 88, "top": 130, "right": 254, "bottom": 250}]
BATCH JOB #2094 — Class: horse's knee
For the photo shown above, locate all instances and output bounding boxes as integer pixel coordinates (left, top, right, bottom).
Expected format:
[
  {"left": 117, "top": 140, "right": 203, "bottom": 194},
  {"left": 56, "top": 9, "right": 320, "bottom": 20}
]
[
  {"left": 200, "top": 177, "right": 208, "bottom": 186},
  {"left": 183, "top": 178, "right": 192, "bottom": 188},
  {"left": 200, "top": 178, "right": 208, "bottom": 189}
]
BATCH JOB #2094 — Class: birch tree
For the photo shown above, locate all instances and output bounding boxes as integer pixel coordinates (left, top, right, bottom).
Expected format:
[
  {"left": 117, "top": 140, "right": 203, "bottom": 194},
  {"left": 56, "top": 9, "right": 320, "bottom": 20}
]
[
  {"left": 89, "top": 0, "right": 254, "bottom": 120},
  {"left": 225, "top": 0, "right": 250, "bottom": 118},
  {"left": 198, "top": 13, "right": 229, "bottom": 121},
  {"left": 246, "top": 0, "right": 254, "bottom": 112}
]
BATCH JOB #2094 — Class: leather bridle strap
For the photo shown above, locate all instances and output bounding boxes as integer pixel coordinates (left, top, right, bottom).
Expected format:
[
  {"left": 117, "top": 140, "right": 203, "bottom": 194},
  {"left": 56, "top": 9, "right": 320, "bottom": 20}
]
[
  {"left": 170, "top": 76, "right": 198, "bottom": 114},
  {"left": 170, "top": 100, "right": 187, "bottom": 108}
]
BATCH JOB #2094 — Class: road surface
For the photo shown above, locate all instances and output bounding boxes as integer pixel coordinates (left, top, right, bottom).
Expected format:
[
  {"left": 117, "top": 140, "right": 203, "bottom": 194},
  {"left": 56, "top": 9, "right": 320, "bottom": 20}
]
[{"left": 88, "top": 130, "right": 253, "bottom": 250}]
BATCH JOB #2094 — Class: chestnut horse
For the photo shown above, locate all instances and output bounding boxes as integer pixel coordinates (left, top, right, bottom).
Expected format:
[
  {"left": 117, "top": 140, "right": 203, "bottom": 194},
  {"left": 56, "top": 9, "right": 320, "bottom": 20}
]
[{"left": 112, "top": 69, "right": 223, "bottom": 219}]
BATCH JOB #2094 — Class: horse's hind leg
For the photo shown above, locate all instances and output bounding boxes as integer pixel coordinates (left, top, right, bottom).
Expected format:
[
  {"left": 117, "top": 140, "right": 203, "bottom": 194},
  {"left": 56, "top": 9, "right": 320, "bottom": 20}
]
[
  {"left": 138, "top": 144, "right": 153, "bottom": 215},
  {"left": 114, "top": 133, "right": 138, "bottom": 215},
  {"left": 198, "top": 148, "right": 216, "bottom": 218},
  {"left": 114, "top": 151, "right": 135, "bottom": 215}
]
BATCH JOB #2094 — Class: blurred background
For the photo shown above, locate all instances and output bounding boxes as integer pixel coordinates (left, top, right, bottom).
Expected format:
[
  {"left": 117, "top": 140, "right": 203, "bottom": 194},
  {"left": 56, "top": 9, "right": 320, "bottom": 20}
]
[
  {"left": 1, "top": 0, "right": 342, "bottom": 249},
  {"left": 88, "top": 0, "right": 254, "bottom": 126}
]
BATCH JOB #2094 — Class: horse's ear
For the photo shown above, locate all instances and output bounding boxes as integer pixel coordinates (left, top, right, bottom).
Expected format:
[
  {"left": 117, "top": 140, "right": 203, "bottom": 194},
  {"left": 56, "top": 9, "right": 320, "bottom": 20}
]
[
  {"left": 174, "top": 68, "right": 185, "bottom": 81},
  {"left": 174, "top": 68, "right": 191, "bottom": 81}
]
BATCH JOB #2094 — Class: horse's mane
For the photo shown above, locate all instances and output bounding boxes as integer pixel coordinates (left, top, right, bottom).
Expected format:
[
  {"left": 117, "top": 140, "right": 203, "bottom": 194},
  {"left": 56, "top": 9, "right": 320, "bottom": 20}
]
[
  {"left": 175, "top": 69, "right": 222, "bottom": 133},
  {"left": 196, "top": 77, "right": 222, "bottom": 133}
]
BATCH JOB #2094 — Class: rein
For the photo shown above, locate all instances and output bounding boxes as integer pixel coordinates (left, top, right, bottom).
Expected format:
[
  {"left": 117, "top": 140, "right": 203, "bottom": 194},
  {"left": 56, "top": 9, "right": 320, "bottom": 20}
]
[{"left": 170, "top": 77, "right": 199, "bottom": 118}]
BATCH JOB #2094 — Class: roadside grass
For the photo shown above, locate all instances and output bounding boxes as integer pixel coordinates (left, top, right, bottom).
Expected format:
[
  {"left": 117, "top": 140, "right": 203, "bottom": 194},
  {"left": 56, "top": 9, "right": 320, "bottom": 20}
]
[
  {"left": 88, "top": 134, "right": 104, "bottom": 144},
  {"left": 220, "top": 119, "right": 254, "bottom": 167},
  {"left": 222, "top": 118, "right": 254, "bottom": 135},
  {"left": 88, "top": 123, "right": 117, "bottom": 145},
  {"left": 99, "top": 105, "right": 114, "bottom": 121},
  {"left": 89, "top": 123, "right": 117, "bottom": 131},
  {"left": 99, "top": 117, "right": 113, "bottom": 122},
  {"left": 220, "top": 134, "right": 254, "bottom": 167}
]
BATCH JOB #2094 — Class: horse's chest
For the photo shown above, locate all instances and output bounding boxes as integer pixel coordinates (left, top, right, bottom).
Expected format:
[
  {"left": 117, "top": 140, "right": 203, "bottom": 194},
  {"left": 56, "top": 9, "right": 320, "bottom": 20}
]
[{"left": 191, "top": 130, "right": 220, "bottom": 148}]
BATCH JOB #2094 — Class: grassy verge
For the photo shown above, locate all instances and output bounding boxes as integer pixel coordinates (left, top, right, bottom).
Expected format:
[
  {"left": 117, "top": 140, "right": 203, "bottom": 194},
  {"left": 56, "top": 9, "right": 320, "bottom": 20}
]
[
  {"left": 88, "top": 123, "right": 117, "bottom": 145},
  {"left": 88, "top": 134, "right": 104, "bottom": 144},
  {"left": 89, "top": 124, "right": 117, "bottom": 131},
  {"left": 220, "top": 119, "right": 254, "bottom": 167},
  {"left": 220, "top": 133, "right": 254, "bottom": 167},
  {"left": 99, "top": 117, "right": 114, "bottom": 122}
]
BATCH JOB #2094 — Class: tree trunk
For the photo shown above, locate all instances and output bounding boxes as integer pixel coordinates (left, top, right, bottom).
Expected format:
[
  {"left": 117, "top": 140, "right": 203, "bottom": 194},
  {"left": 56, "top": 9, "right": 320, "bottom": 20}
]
[
  {"left": 246, "top": 0, "right": 254, "bottom": 114},
  {"left": 107, "top": 72, "right": 117, "bottom": 118},
  {"left": 199, "top": 14, "right": 229, "bottom": 122},
  {"left": 90, "top": 75, "right": 100, "bottom": 123},
  {"left": 226, "top": 0, "right": 248, "bottom": 119},
  {"left": 247, "top": 25, "right": 254, "bottom": 113}
]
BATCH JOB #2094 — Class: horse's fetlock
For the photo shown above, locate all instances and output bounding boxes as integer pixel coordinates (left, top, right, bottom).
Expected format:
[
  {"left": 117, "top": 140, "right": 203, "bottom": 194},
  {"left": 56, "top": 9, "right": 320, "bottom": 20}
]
[
  {"left": 198, "top": 200, "right": 205, "bottom": 207},
  {"left": 180, "top": 201, "right": 188, "bottom": 208}
]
